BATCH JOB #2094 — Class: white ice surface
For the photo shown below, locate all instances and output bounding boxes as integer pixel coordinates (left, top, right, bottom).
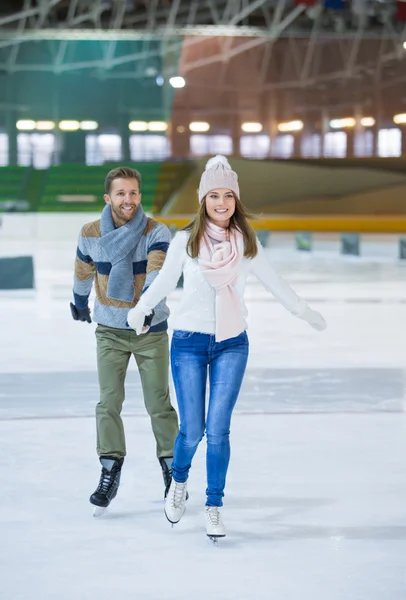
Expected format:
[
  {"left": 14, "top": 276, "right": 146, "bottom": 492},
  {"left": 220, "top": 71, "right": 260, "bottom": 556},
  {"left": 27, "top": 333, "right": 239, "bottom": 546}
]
[{"left": 1, "top": 229, "right": 406, "bottom": 600}]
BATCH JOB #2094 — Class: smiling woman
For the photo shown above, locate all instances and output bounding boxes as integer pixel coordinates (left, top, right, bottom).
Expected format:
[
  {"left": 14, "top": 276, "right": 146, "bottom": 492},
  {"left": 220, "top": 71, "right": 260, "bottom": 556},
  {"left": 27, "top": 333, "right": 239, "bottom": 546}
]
[
  {"left": 127, "top": 154, "right": 327, "bottom": 542},
  {"left": 204, "top": 188, "right": 235, "bottom": 227}
]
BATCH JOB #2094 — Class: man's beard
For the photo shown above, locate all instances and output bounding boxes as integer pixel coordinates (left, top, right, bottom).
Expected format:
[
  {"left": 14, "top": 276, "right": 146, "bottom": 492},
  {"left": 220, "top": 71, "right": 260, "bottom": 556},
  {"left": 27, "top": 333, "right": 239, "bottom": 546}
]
[{"left": 112, "top": 203, "right": 138, "bottom": 223}]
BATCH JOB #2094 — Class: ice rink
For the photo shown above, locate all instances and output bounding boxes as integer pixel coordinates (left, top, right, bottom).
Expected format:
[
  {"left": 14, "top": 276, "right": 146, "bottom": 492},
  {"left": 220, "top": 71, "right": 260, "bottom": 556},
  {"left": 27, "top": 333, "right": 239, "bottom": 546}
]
[{"left": 1, "top": 217, "right": 406, "bottom": 600}]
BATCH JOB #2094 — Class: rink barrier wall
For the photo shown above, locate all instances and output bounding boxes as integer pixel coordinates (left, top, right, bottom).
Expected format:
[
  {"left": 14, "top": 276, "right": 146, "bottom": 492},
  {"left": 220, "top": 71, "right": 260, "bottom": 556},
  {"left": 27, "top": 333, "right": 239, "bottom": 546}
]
[
  {"left": 160, "top": 215, "right": 406, "bottom": 259},
  {"left": 0, "top": 256, "right": 35, "bottom": 290},
  {"left": 1, "top": 213, "right": 406, "bottom": 261},
  {"left": 1, "top": 213, "right": 406, "bottom": 238},
  {"left": 294, "top": 233, "right": 362, "bottom": 256}
]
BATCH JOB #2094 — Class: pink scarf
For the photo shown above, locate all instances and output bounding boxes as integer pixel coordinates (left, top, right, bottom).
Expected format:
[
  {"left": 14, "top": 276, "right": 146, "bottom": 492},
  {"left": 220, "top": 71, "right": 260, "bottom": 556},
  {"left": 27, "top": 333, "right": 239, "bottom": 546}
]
[{"left": 198, "top": 221, "right": 245, "bottom": 342}]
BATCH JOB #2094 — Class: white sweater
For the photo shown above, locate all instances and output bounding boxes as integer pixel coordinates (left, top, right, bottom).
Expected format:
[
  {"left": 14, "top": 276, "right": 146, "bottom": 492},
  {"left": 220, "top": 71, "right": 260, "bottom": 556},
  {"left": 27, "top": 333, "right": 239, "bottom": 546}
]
[{"left": 137, "top": 230, "right": 309, "bottom": 335}]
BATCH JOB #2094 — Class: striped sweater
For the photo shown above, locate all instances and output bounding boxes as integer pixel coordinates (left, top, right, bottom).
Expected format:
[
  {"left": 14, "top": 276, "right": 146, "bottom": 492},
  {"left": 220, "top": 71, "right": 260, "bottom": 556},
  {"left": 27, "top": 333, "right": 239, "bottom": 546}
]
[{"left": 73, "top": 216, "right": 170, "bottom": 331}]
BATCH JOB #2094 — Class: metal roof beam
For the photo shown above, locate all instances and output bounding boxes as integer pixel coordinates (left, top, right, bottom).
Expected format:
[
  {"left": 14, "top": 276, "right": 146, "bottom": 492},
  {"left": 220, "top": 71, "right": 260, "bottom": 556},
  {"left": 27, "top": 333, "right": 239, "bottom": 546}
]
[
  {"left": 228, "top": 0, "right": 270, "bottom": 26},
  {"left": 0, "top": 0, "right": 62, "bottom": 27},
  {"left": 1, "top": 25, "right": 402, "bottom": 41}
]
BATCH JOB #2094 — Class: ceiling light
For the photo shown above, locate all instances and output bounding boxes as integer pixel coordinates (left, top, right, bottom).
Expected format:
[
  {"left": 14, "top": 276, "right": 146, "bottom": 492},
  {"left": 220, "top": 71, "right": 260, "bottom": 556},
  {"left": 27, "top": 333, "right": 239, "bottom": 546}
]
[
  {"left": 329, "top": 118, "right": 356, "bottom": 129},
  {"left": 148, "top": 121, "right": 168, "bottom": 132},
  {"left": 241, "top": 122, "right": 263, "bottom": 133},
  {"left": 278, "top": 120, "right": 304, "bottom": 133},
  {"left": 35, "top": 121, "right": 55, "bottom": 131},
  {"left": 169, "top": 76, "right": 186, "bottom": 89},
  {"left": 189, "top": 122, "right": 210, "bottom": 132},
  {"left": 80, "top": 120, "right": 98, "bottom": 131},
  {"left": 360, "top": 117, "right": 375, "bottom": 127},
  {"left": 59, "top": 120, "right": 80, "bottom": 131},
  {"left": 16, "top": 120, "right": 36, "bottom": 130},
  {"left": 129, "top": 121, "right": 148, "bottom": 131},
  {"left": 393, "top": 113, "right": 406, "bottom": 125}
]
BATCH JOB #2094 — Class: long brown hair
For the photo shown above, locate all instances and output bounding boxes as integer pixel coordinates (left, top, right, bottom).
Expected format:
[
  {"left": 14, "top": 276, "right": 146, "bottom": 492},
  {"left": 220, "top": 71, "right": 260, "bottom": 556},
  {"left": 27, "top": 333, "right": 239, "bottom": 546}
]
[{"left": 183, "top": 194, "right": 258, "bottom": 259}]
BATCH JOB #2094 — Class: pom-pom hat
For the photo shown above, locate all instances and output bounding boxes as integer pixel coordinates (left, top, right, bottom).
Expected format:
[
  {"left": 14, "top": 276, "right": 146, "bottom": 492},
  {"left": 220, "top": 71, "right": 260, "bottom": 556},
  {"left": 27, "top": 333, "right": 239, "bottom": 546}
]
[{"left": 198, "top": 155, "right": 240, "bottom": 203}]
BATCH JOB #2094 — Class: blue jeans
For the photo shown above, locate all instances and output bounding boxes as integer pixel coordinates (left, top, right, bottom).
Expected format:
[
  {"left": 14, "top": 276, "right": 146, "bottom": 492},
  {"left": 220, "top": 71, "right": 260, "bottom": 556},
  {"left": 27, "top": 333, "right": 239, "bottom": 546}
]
[{"left": 170, "top": 330, "right": 249, "bottom": 507}]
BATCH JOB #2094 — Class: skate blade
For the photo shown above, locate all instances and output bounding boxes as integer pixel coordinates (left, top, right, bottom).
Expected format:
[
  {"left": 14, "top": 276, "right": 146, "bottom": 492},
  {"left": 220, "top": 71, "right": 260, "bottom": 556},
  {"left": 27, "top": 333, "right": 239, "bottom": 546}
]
[
  {"left": 93, "top": 506, "right": 107, "bottom": 517},
  {"left": 164, "top": 513, "right": 182, "bottom": 526},
  {"left": 207, "top": 534, "right": 226, "bottom": 546},
  {"left": 164, "top": 506, "right": 186, "bottom": 526}
]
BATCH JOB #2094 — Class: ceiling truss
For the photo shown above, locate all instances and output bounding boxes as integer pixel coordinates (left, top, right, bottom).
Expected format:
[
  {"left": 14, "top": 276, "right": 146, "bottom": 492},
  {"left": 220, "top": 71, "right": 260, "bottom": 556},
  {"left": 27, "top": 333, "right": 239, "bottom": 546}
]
[{"left": 0, "top": 0, "right": 404, "bottom": 101}]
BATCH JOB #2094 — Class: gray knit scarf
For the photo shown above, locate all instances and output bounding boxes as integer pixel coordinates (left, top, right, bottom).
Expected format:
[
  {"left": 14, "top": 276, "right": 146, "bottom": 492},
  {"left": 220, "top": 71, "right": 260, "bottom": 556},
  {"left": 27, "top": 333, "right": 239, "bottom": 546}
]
[{"left": 99, "top": 204, "right": 147, "bottom": 302}]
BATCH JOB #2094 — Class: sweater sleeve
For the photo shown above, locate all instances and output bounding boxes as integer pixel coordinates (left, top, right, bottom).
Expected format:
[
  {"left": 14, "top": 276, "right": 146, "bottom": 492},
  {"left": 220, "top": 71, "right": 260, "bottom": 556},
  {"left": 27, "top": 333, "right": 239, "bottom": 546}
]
[
  {"left": 73, "top": 227, "right": 96, "bottom": 310},
  {"left": 250, "top": 240, "right": 307, "bottom": 317},
  {"left": 142, "top": 222, "right": 171, "bottom": 294},
  {"left": 137, "top": 231, "right": 187, "bottom": 314}
]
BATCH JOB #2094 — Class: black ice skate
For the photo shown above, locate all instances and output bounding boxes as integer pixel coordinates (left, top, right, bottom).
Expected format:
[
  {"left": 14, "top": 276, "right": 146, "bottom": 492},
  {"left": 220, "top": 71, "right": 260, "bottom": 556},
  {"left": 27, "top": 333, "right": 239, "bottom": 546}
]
[
  {"left": 159, "top": 457, "right": 189, "bottom": 503},
  {"left": 159, "top": 457, "right": 173, "bottom": 498},
  {"left": 90, "top": 456, "right": 124, "bottom": 517}
]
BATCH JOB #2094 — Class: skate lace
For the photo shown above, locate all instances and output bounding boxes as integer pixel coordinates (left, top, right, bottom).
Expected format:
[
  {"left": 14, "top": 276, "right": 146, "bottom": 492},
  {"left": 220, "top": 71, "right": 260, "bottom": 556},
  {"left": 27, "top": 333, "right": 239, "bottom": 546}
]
[
  {"left": 97, "top": 469, "right": 115, "bottom": 494},
  {"left": 171, "top": 482, "right": 186, "bottom": 508},
  {"left": 206, "top": 507, "right": 220, "bottom": 526}
]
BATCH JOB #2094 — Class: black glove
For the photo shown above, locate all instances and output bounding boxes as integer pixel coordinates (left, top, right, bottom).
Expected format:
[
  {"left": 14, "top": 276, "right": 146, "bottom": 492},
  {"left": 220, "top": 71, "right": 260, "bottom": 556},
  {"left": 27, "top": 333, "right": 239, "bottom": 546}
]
[
  {"left": 70, "top": 302, "right": 92, "bottom": 323},
  {"left": 143, "top": 309, "right": 155, "bottom": 329}
]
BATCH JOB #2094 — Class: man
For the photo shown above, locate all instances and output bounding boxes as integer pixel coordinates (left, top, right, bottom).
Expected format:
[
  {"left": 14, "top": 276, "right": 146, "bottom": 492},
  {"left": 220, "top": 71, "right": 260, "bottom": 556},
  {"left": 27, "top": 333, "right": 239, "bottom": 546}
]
[{"left": 71, "top": 166, "right": 178, "bottom": 515}]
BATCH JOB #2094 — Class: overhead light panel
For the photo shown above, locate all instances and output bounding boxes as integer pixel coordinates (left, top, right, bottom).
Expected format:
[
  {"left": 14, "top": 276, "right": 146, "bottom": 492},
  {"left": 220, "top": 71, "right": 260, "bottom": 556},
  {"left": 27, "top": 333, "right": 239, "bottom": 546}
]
[
  {"left": 360, "top": 117, "right": 375, "bottom": 127},
  {"left": 189, "top": 122, "right": 210, "bottom": 132},
  {"left": 330, "top": 118, "right": 356, "bottom": 129},
  {"left": 129, "top": 121, "right": 148, "bottom": 131},
  {"left": 59, "top": 120, "right": 80, "bottom": 131},
  {"left": 394, "top": 113, "right": 406, "bottom": 125},
  {"left": 148, "top": 121, "right": 168, "bottom": 132},
  {"left": 278, "top": 120, "right": 304, "bottom": 133},
  {"left": 16, "top": 120, "right": 36, "bottom": 130},
  {"left": 169, "top": 76, "right": 186, "bottom": 89},
  {"left": 35, "top": 121, "right": 55, "bottom": 131},
  {"left": 80, "top": 121, "right": 98, "bottom": 130},
  {"left": 241, "top": 122, "right": 263, "bottom": 133}
]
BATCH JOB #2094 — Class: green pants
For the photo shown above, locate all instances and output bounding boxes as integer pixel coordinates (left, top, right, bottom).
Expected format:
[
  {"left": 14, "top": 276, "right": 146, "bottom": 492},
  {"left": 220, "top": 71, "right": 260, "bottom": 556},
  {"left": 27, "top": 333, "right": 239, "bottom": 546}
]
[{"left": 95, "top": 325, "right": 178, "bottom": 460}]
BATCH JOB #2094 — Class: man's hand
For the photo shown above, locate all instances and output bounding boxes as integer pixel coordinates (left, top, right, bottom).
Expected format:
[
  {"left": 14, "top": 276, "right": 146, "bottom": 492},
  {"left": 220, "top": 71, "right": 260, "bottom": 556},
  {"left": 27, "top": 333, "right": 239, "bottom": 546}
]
[
  {"left": 127, "top": 306, "right": 153, "bottom": 335},
  {"left": 70, "top": 302, "right": 92, "bottom": 323}
]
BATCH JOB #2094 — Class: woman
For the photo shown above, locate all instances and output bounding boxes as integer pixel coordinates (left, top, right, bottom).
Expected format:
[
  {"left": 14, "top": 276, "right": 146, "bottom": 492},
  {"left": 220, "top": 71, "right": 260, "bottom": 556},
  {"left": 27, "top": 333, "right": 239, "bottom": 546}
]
[{"left": 127, "top": 155, "right": 326, "bottom": 541}]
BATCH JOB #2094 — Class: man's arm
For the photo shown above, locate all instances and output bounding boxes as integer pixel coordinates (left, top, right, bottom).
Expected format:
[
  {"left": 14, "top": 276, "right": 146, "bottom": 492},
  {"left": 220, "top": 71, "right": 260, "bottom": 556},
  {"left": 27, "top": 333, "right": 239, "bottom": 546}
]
[{"left": 71, "top": 227, "right": 96, "bottom": 323}]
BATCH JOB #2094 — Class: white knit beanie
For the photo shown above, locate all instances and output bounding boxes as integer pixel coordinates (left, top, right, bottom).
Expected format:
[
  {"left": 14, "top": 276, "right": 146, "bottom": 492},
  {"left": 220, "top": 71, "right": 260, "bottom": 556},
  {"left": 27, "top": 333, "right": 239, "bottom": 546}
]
[{"left": 198, "top": 155, "right": 240, "bottom": 203}]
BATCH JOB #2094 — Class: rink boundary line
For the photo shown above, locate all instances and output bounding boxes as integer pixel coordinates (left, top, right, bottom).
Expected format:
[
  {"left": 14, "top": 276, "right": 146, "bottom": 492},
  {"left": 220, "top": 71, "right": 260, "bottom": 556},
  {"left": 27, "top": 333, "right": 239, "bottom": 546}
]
[{"left": 0, "top": 409, "right": 404, "bottom": 422}]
